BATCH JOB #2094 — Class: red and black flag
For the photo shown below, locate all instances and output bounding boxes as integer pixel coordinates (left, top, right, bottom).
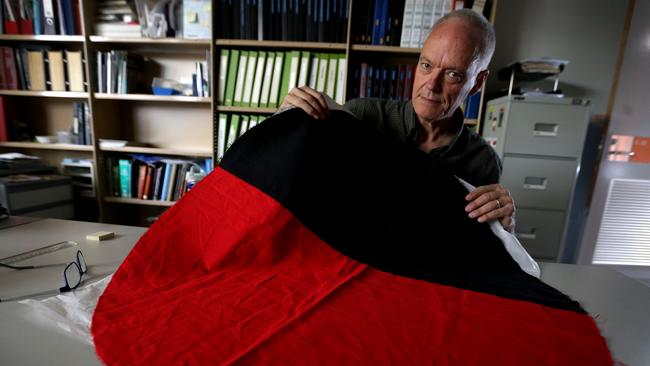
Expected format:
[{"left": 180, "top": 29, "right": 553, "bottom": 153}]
[{"left": 92, "top": 109, "right": 612, "bottom": 365}]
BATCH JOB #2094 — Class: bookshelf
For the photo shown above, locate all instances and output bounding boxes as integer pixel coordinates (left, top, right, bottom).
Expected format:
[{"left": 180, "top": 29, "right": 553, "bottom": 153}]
[{"left": 0, "top": 0, "right": 497, "bottom": 226}]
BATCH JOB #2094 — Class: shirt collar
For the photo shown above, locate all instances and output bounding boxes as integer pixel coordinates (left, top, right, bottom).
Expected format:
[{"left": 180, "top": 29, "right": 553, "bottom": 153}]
[{"left": 405, "top": 102, "right": 466, "bottom": 155}]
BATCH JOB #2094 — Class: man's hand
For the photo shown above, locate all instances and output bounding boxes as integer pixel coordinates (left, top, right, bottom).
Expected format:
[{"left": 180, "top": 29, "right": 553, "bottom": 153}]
[
  {"left": 464, "top": 184, "right": 515, "bottom": 231},
  {"left": 279, "top": 86, "right": 330, "bottom": 120}
]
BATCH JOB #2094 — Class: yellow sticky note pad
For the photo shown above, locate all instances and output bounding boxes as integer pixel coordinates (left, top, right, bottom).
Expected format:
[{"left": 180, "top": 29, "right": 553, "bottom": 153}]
[{"left": 86, "top": 231, "right": 115, "bottom": 241}]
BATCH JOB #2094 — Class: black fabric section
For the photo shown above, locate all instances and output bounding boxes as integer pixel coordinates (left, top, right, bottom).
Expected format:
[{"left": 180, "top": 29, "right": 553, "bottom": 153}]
[{"left": 220, "top": 109, "right": 584, "bottom": 314}]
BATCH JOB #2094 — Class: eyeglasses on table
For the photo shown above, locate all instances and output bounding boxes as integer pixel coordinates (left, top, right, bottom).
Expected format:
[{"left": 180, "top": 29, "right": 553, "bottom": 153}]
[{"left": 0, "top": 250, "right": 88, "bottom": 302}]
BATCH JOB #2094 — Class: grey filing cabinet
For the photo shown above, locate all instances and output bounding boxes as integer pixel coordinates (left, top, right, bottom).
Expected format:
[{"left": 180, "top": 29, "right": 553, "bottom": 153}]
[{"left": 482, "top": 95, "right": 590, "bottom": 261}]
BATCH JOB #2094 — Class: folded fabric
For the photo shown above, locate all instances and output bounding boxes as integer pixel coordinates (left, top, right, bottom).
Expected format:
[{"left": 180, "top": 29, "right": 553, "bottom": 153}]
[{"left": 92, "top": 109, "right": 611, "bottom": 365}]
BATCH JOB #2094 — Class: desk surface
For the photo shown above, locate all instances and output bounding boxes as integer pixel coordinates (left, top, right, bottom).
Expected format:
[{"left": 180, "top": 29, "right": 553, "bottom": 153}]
[
  {"left": 1, "top": 218, "right": 649, "bottom": 365},
  {"left": 0, "top": 218, "right": 147, "bottom": 366}
]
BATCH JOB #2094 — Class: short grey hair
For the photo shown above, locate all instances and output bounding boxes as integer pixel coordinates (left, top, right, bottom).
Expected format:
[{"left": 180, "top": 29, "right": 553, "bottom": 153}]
[{"left": 432, "top": 9, "right": 496, "bottom": 70}]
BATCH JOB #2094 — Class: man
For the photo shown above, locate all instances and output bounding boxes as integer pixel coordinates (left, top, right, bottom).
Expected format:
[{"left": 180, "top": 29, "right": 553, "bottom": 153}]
[{"left": 279, "top": 9, "right": 515, "bottom": 230}]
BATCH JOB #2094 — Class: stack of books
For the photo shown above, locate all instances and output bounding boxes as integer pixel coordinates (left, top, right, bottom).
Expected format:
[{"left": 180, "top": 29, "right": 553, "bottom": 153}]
[
  {"left": 218, "top": 49, "right": 346, "bottom": 108},
  {"left": 217, "top": 0, "right": 348, "bottom": 42},
  {"left": 0, "top": 46, "right": 85, "bottom": 92},
  {"left": 95, "top": 50, "right": 145, "bottom": 94},
  {"left": 349, "top": 62, "right": 415, "bottom": 101},
  {"left": 106, "top": 156, "right": 213, "bottom": 202},
  {"left": 0, "top": 0, "right": 81, "bottom": 35},
  {"left": 94, "top": 0, "right": 141, "bottom": 37},
  {"left": 353, "top": 0, "right": 488, "bottom": 48}
]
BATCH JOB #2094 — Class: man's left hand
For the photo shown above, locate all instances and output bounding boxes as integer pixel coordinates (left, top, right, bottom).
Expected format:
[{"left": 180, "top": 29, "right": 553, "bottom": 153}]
[{"left": 464, "top": 184, "right": 515, "bottom": 231}]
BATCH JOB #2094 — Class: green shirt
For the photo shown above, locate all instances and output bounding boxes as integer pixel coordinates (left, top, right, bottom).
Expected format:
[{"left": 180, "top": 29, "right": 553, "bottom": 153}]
[{"left": 344, "top": 98, "right": 502, "bottom": 187}]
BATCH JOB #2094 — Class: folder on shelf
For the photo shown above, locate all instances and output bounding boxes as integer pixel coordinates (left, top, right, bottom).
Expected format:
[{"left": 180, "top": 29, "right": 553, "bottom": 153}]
[
  {"left": 233, "top": 51, "right": 248, "bottom": 107},
  {"left": 47, "top": 50, "right": 65, "bottom": 91},
  {"left": 258, "top": 51, "right": 275, "bottom": 108},
  {"left": 239, "top": 115, "right": 249, "bottom": 137},
  {"left": 325, "top": 54, "right": 338, "bottom": 99},
  {"left": 217, "top": 113, "right": 228, "bottom": 162},
  {"left": 218, "top": 49, "right": 229, "bottom": 105},
  {"left": 249, "top": 115, "right": 258, "bottom": 129},
  {"left": 335, "top": 54, "right": 346, "bottom": 104},
  {"left": 250, "top": 51, "right": 267, "bottom": 108},
  {"left": 267, "top": 51, "right": 285, "bottom": 108},
  {"left": 297, "top": 51, "right": 310, "bottom": 88},
  {"left": 226, "top": 114, "right": 240, "bottom": 151},
  {"left": 315, "top": 53, "right": 328, "bottom": 93},
  {"left": 278, "top": 50, "right": 299, "bottom": 107},
  {"left": 241, "top": 51, "right": 258, "bottom": 107},
  {"left": 66, "top": 50, "right": 84, "bottom": 92},
  {"left": 307, "top": 53, "right": 319, "bottom": 89},
  {"left": 42, "top": 0, "right": 57, "bottom": 35},
  {"left": 223, "top": 49, "right": 240, "bottom": 106},
  {"left": 27, "top": 50, "right": 47, "bottom": 91}
]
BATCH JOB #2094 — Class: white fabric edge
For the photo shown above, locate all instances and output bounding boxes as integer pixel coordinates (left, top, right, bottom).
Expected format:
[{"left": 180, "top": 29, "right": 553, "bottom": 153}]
[{"left": 456, "top": 177, "right": 541, "bottom": 278}]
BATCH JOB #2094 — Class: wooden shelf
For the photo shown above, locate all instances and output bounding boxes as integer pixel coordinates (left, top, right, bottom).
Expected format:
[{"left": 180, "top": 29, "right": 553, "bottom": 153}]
[
  {"left": 100, "top": 146, "right": 213, "bottom": 157},
  {"left": 0, "top": 35, "right": 85, "bottom": 43},
  {"left": 0, "top": 142, "right": 94, "bottom": 151},
  {"left": 89, "top": 36, "right": 211, "bottom": 46},
  {"left": 94, "top": 93, "right": 212, "bottom": 103},
  {"left": 216, "top": 39, "right": 347, "bottom": 50},
  {"left": 104, "top": 197, "right": 175, "bottom": 207},
  {"left": 351, "top": 44, "right": 421, "bottom": 54},
  {"left": 0, "top": 90, "right": 89, "bottom": 98},
  {"left": 216, "top": 106, "right": 277, "bottom": 114}
]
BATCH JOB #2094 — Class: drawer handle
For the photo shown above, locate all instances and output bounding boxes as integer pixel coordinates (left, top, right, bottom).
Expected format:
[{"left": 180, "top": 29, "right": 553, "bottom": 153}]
[
  {"left": 516, "top": 228, "right": 537, "bottom": 240},
  {"left": 533, "top": 122, "right": 558, "bottom": 137},
  {"left": 523, "top": 176, "right": 547, "bottom": 190},
  {"left": 516, "top": 232, "right": 537, "bottom": 240}
]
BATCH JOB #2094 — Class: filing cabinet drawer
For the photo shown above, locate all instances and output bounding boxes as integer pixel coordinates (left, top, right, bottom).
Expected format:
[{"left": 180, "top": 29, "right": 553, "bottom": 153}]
[
  {"left": 501, "top": 156, "right": 577, "bottom": 210},
  {"left": 514, "top": 208, "right": 566, "bottom": 261},
  {"left": 504, "top": 101, "right": 588, "bottom": 158}
]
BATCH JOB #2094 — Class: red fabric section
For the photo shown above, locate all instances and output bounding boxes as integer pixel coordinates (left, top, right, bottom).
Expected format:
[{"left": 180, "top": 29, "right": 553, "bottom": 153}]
[{"left": 92, "top": 168, "right": 612, "bottom": 365}]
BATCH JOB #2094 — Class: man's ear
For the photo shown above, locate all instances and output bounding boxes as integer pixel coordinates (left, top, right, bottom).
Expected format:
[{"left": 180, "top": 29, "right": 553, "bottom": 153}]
[{"left": 469, "top": 70, "right": 489, "bottom": 96}]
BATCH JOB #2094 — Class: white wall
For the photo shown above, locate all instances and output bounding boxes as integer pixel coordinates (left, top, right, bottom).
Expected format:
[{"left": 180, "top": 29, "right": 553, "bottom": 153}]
[{"left": 486, "top": 0, "right": 629, "bottom": 115}]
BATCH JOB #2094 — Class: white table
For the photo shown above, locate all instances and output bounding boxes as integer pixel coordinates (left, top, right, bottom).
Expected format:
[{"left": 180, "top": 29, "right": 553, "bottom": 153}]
[
  {"left": 0, "top": 218, "right": 648, "bottom": 365},
  {"left": 0, "top": 218, "right": 146, "bottom": 366}
]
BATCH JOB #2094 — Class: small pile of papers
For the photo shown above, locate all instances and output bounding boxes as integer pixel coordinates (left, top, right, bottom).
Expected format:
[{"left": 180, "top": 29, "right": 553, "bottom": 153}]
[{"left": 519, "top": 58, "right": 569, "bottom": 74}]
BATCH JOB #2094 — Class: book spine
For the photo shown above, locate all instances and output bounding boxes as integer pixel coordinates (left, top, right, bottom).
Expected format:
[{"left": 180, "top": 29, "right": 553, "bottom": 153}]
[
  {"left": 359, "top": 62, "right": 368, "bottom": 98},
  {"left": 118, "top": 159, "right": 132, "bottom": 198},
  {"left": 3, "top": 47, "right": 18, "bottom": 90},
  {"left": 400, "top": 0, "right": 414, "bottom": 47},
  {"left": 410, "top": 0, "right": 424, "bottom": 48}
]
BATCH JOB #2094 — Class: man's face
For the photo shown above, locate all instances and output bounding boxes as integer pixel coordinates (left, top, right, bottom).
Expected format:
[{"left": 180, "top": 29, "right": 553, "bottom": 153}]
[{"left": 412, "top": 20, "right": 486, "bottom": 123}]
